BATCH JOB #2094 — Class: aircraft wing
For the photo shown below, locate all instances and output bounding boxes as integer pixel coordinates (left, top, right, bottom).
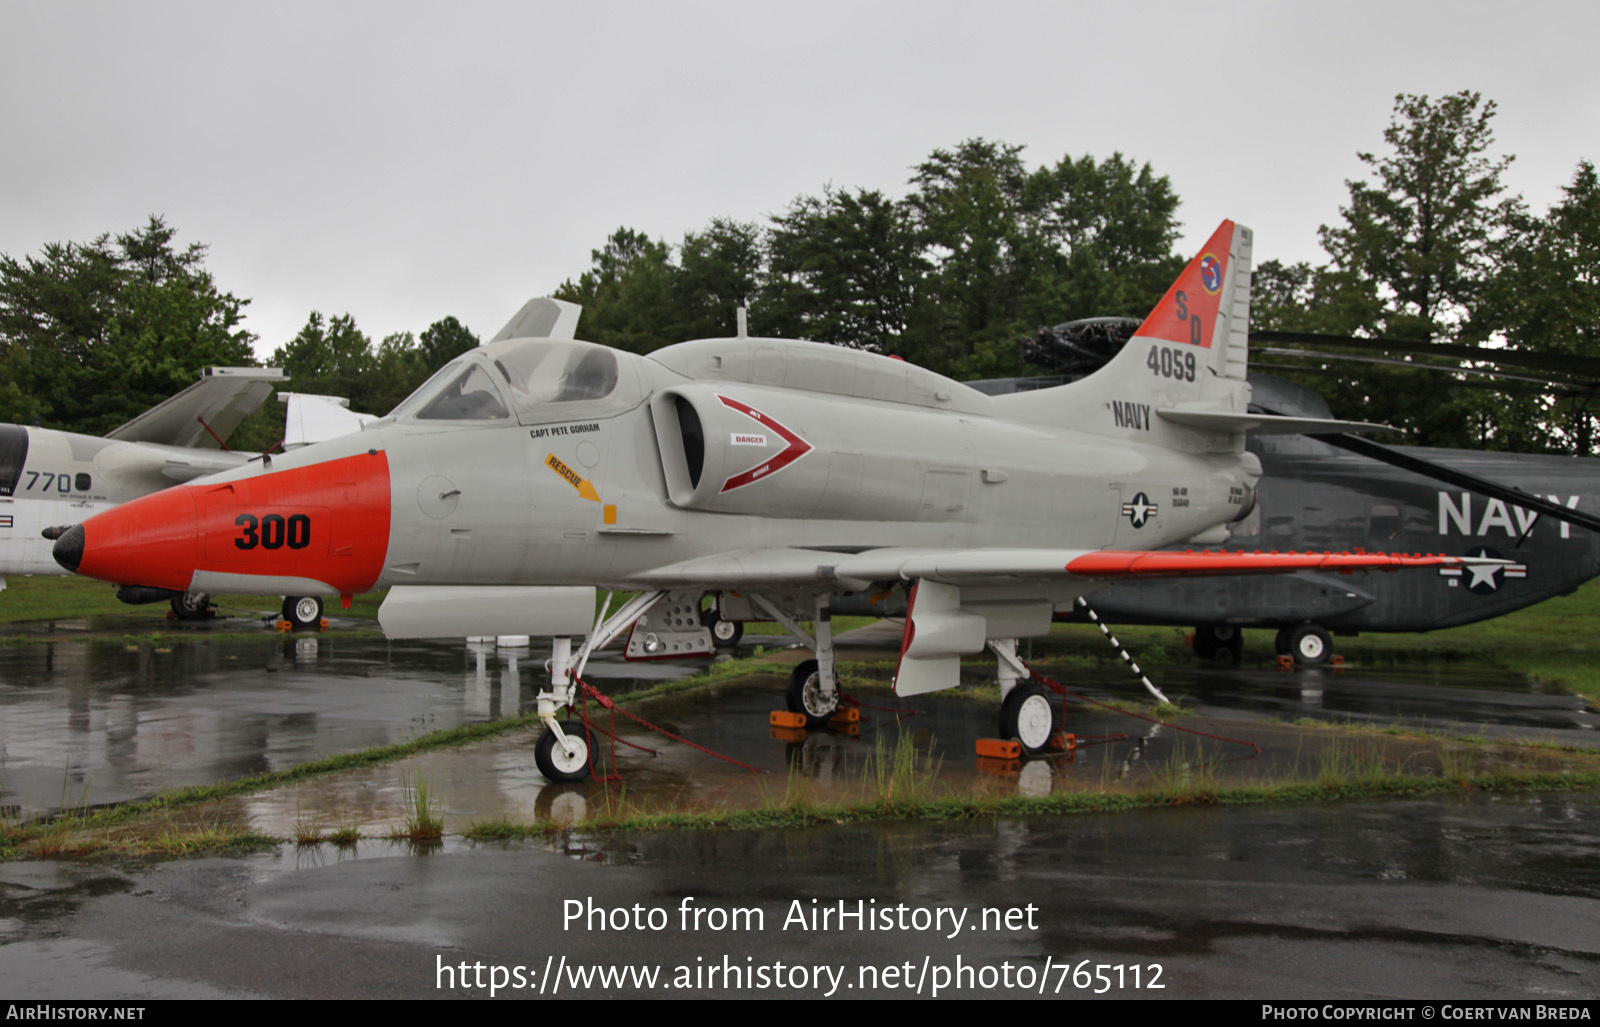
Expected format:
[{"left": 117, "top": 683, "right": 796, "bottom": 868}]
[
  {"left": 631, "top": 547, "right": 1499, "bottom": 589},
  {"left": 107, "top": 367, "right": 289, "bottom": 448}
]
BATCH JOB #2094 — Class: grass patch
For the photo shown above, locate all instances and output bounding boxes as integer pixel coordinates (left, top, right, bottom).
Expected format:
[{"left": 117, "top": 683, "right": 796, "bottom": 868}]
[
  {"left": 453, "top": 768, "right": 1600, "bottom": 840},
  {"left": 394, "top": 769, "right": 444, "bottom": 840}
]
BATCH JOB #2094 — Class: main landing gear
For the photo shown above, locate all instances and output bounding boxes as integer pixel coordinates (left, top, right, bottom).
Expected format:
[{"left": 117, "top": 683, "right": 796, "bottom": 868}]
[
  {"left": 1276, "top": 624, "right": 1332, "bottom": 665},
  {"left": 761, "top": 596, "right": 842, "bottom": 729},
  {"left": 169, "top": 591, "right": 212, "bottom": 620},
  {"left": 990, "top": 638, "right": 1058, "bottom": 755},
  {"left": 282, "top": 595, "right": 324, "bottom": 629},
  {"left": 1192, "top": 624, "right": 1243, "bottom": 664}
]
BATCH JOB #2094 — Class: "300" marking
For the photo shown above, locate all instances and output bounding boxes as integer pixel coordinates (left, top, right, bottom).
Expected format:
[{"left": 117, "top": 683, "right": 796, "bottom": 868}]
[{"left": 234, "top": 513, "right": 311, "bottom": 550}]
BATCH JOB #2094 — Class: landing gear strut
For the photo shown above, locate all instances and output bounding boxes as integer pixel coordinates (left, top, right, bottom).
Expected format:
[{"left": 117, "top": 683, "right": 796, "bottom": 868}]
[
  {"left": 760, "top": 594, "right": 841, "bottom": 730},
  {"left": 535, "top": 721, "right": 595, "bottom": 783}
]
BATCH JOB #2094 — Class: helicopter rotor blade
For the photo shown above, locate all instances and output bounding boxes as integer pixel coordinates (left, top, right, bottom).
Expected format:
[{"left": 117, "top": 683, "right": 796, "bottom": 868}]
[{"left": 1302, "top": 429, "right": 1600, "bottom": 537}]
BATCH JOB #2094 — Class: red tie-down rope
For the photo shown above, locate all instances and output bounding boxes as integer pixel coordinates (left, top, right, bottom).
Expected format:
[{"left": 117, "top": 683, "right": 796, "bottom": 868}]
[
  {"left": 837, "top": 692, "right": 918, "bottom": 718},
  {"left": 1026, "top": 665, "right": 1262, "bottom": 757},
  {"left": 569, "top": 673, "right": 766, "bottom": 776}
]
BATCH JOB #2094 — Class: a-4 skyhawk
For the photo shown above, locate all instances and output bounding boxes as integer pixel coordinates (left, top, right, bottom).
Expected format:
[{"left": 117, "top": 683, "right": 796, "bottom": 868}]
[{"left": 53, "top": 222, "right": 1501, "bottom": 781}]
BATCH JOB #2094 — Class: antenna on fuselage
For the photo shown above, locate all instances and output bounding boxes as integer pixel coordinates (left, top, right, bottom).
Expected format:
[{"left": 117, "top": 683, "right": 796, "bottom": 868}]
[{"left": 735, "top": 305, "right": 748, "bottom": 338}]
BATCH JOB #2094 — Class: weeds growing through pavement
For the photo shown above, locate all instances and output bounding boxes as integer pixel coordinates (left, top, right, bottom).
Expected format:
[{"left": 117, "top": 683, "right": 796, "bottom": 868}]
[{"left": 395, "top": 769, "right": 443, "bottom": 840}]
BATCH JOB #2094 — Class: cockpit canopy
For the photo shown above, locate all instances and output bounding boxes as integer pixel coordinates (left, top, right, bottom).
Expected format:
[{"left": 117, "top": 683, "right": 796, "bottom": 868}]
[{"left": 387, "top": 338, "right": 639, "bottom": 425}]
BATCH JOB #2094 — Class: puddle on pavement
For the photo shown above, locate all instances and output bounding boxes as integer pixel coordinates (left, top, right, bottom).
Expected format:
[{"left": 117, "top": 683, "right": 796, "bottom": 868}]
[{"left": 2, "top": 621, "right": 1597, "bottom": 831}]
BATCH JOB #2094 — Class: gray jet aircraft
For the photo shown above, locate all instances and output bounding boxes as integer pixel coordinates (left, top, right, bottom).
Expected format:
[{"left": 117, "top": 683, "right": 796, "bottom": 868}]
[{"left": 52, "top": 221, "right": 1500, "bottom": 781}]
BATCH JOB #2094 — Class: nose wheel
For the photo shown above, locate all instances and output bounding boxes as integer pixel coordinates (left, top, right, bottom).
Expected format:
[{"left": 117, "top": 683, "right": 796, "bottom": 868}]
[{"left": 536, "top": 723, "right": 597, "bottom": 783}]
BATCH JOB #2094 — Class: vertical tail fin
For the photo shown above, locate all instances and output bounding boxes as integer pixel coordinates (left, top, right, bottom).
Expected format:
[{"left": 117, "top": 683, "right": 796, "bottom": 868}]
[{"left": 993, "top": 220, "right": 1254, "bottom": 447}]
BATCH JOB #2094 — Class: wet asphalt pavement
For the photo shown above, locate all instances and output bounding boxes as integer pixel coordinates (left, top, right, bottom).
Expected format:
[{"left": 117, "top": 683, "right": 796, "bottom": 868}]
[{"left": 2, "top": 612, "right": 1600, "bottom": 999}]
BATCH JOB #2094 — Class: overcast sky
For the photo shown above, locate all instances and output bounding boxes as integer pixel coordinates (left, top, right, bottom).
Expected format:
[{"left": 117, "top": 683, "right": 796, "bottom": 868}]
[{"left": 3, "top": 0, "right": 1597, "bottom": 359}]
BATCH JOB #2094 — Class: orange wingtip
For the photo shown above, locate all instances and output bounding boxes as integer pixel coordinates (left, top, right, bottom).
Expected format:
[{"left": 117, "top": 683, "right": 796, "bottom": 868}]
[{"left": 1066, "top": 549, "right": 1472, "bottom": 579}]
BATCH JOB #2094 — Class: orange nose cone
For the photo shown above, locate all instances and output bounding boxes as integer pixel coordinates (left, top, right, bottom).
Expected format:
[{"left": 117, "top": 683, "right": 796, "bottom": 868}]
[
  {"left": 70, "top": 484, "right": 201, "bottom": 590},
  {"left": 64, "top": 450, "right": 392, "bottom": 596}
]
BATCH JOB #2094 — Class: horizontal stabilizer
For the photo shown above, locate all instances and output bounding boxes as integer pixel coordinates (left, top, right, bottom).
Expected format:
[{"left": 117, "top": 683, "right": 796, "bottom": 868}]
[
  {"left": 108, "top": 367, "right": 288, "bottom": 448},
  {"left": 1158, "top": 409, "right": 1396, "bottom": 435},
  {"left": 279, "top": 393, "right": 378, "bottom": 449}
]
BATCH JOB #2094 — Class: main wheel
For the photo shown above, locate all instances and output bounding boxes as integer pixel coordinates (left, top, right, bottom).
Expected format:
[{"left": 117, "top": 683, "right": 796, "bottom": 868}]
[
  {"left": 535, "top": 723, "right": 596, "bottom": 783},
  {"left": 283, "top": 595, "right": 324, "bottom": 629},
  {"left": 999, "top": 683, "right": 1057, "bottom": 755},
  {"left": 1288, "top": 624, "right": 1332, "bottom": 665},
  {"left": 170, "top": 592, "right": 211, "bottom": 620},
  {"left": 785, "top": 659, "right": 838, "bottom": 728},
  {"left": 704, "top": 609, "right": 743, "bottom": 648}
]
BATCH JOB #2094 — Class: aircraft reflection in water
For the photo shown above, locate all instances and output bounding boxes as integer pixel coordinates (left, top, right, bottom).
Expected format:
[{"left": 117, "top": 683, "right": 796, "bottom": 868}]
[{"left": 53, "top": 221, "right": 1500, "bottom": 782}]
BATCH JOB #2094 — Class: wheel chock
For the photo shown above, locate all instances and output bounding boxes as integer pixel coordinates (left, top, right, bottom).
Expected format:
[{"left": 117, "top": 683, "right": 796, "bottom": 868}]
[
  {"left": 319, "top": 618, "right": 331, "bottom": 632},
  {"left": 275, "top": 620, "right": 293, "bottom": 633},
  {"left": 1330, "top": 654, "right": 1345, "bottom": 667},
  {"left": 1184, "top": 632, "right": 1196, "bottom": 651},
  {"left": 830, "top": 708, "right": 860, "bottom": 724},
  {"left": 1044, "top": 732, "right": 1075, "bottom": 753},
  {"left": 1277, "top": 655, "right": 1295, "bottom": 670},
  {"left": 976, "top": 738, "right": 1021, "bottom": 759},
  {"left": 769, "top": 726, "right": 806, "bottom": 743},
  {"left": 770, "top": 711, "right": 808, "bottom": 729},
  {"left": 975, "top": 756, "right": 1021, "bottom": 777},
  {"left": 165, "top": 609, "right": 176, "bottom": 622}
]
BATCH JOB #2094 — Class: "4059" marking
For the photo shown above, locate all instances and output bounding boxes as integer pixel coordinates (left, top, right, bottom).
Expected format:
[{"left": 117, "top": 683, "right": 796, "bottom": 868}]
[{"left": 1146, "top": 346, "right": 1196, "bottom": 382}]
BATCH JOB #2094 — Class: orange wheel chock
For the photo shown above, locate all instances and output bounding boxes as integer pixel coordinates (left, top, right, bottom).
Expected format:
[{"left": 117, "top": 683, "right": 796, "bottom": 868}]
[
  {"left": 770, "top": 711, "right": 808, "bottom": 729},
  {"left": 975, "top": 756, "right": 1022, "bottom": 777},
  {"left": 976, "top": 738, "right": 1022, "bottom": 760},
  {"left": 830, "top": 708, "right": 860, "bottom": 724}
]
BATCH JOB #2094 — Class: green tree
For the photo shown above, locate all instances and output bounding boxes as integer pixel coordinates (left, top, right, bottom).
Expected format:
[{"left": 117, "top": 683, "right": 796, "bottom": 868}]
[
  {"left": 417, "top": 315, "right": 480, "bottom": 371},
  {"left": 553, "top": 228, "right": 676, "bottom": 353},
  {"left": 764, "top": 187, "right": 920, "bottom": 353},
  {"left": 1309, "top": 92, "right": 1522, "bottom": 444},
  {"left": 270, "top": 312, "right": 375, "bottom": 410},
  {"left": 1037, "top": 151, "right": 1184, "bottom": 321},
  {"left": 902, "top": 139, "right": 1053, "bottom": 376},
  {"left": 1483, "top": 160, "right": 1600, "bottom": 453},
  {"left": 674, "top": 219, "right": 764, "bottom": 340},
  {"left": 0, "top": 217, "right": 255, "bottom": 432}
]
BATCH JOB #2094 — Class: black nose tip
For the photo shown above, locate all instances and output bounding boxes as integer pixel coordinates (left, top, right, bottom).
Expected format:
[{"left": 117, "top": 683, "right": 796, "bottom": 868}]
[{"left": 53, "top": 523, "right": 84, "bottom": 573}]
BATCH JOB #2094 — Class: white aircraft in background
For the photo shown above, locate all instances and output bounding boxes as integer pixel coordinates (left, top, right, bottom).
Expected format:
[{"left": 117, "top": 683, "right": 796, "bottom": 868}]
[{"left": 2, "top": 367, "right": 369, "bottom": 625}]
